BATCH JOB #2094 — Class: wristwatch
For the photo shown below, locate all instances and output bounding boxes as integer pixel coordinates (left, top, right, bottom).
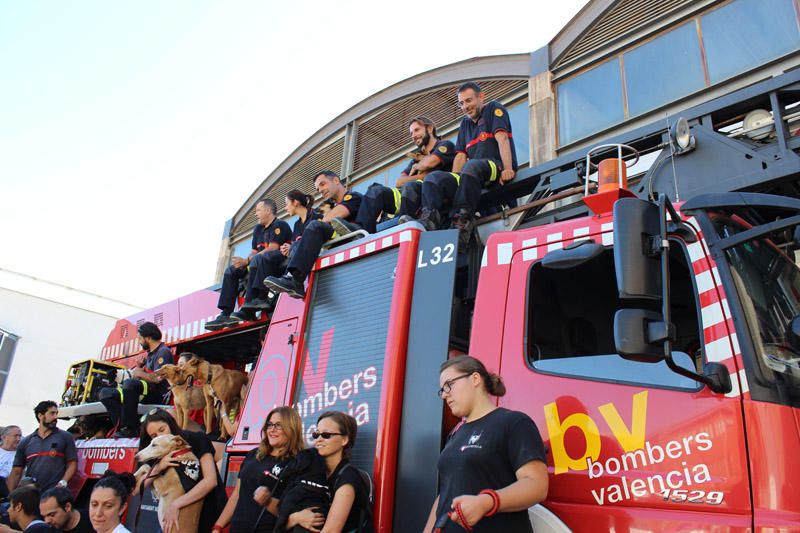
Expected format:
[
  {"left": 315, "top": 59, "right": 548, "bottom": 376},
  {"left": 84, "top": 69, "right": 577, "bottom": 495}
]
[{"left": 57, "top": 480, "right": 68, "bottom": 488}]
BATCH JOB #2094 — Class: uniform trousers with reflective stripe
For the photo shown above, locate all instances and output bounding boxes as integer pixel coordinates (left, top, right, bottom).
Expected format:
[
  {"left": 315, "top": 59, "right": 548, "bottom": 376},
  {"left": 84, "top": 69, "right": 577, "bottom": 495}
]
[
  {"left": 99, "top": 378, "right": 161, "bottom": 430},
  {"left": 453, "top": 158, "right": 501, "bottom": 214},
  {"left": 217, "top": 251, "right": 287, "bottom": 313},
  {"left": 421, "top": 171, "right": 460, "bottom": 214},
  {"left": 355, "top": 182, "right": 422, "bottom": 233},
  {"left": 287, "top": 220, "right": 334, "bottom": 281}
]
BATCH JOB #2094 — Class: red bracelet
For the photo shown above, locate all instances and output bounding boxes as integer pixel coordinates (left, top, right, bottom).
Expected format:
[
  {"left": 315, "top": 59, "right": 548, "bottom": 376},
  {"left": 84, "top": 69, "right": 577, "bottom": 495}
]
[
  {"left": 454, "top": 502, "right": 474, "bottom": 532},
  {"left": 479, "top": 489, "right": 501, "bottom": 517}
]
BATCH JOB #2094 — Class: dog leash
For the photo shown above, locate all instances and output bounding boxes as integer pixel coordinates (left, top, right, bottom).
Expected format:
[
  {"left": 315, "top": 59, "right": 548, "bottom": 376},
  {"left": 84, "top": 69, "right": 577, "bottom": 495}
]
[{"left": 132, "top": 448, "right": 194, "bottom": 532}]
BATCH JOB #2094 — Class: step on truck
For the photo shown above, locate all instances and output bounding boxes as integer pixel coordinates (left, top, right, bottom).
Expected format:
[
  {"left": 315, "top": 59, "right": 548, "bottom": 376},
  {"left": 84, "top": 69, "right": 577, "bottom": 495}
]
[{"left": 59, "top": 69, "right": 800, "bottom": 531}]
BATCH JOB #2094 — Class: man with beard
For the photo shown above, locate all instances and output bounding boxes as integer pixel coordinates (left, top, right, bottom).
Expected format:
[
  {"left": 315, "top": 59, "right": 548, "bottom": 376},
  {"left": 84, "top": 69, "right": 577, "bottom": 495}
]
[
  {"left": 6, "top": 402, "right": 76, "bottom": 493},
  {"left": 265, "top": 170, "right": 362, "bottom": 298},
  {"left": 98, "top": 322, "right": 173, "bottom": 438},
  {"left": 40, "top": 486, "right": 94, "bottom": 533},
  {"left": 330, "top": 116, "right": 455, "bottom": 235}
]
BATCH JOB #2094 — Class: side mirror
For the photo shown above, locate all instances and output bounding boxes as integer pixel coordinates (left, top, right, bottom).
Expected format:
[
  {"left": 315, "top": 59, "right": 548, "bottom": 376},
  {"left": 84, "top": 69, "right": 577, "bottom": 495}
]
[
  {"left": 613, "top": 198, "right": 662, "bottom": 300},
  {"left": 614, "top": 309, "right": 673, "bottom": 362},
  {"left": 541, "top": 240, "right": 604, "bottom": 269}
]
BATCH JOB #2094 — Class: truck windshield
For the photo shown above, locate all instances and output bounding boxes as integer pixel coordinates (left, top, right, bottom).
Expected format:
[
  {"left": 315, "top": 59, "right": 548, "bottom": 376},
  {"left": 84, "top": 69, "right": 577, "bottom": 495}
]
[{"left": 711, "top": 212, "right": 800, "bottom": 380}]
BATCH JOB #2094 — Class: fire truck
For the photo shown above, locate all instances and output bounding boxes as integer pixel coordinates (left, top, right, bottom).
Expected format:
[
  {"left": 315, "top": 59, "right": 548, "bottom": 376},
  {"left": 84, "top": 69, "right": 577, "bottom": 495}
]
[{"left": 56, "top": 66, "right": 800, "bottom": 531}]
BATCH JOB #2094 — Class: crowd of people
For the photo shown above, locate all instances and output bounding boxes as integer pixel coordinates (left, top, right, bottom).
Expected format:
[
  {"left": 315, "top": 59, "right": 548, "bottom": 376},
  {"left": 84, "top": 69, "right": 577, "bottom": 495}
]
[
  {"left": 200, "top": 80, "right": 517, "bottom": 326},
  {"left": 0, "top": 81, "right": 548, "bottom": 532},
  {"left": 0, "top": 355, "right": 548, "bottom": 532}
]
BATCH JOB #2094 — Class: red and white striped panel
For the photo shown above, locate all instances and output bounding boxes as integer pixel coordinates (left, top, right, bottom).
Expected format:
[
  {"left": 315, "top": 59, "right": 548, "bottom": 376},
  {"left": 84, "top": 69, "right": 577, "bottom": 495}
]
[
  {"left": 314, "top": 229, "right": 415, "bottom": 271},
  {"left": 99, "top": 314, "right": 218, "bottom": 361},
  {"left": 481, "top": 214, "right": 749, "bottom": 398}
]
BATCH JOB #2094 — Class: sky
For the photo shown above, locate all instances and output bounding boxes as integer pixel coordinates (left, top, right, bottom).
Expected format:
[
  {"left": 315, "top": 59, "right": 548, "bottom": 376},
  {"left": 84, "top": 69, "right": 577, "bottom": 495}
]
[{"left": 0, "top": 0, "right": 587, "bottom": 312}]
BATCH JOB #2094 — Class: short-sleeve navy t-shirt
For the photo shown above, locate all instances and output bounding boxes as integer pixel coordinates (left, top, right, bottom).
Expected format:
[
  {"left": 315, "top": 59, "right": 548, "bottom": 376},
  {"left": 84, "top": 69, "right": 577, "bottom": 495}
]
[
  {"left": 337, "top": 192, "right": 363, "bottom": 222},
  {"left": 402, "top": 139, "right": 457, "bottom": 176},
  {"left": 230, "top": 448, "right": 292, "bottom": 533},
  {"left": 455, "top": 100, "right": 517, "bottom": 170},
  {"left": 436, "top": 408, "right": 546, "bottom": 533},
  {"left": 252, "top": 219, "right": 292, "bottom": 252},
  {"left": 327, "top": 461, "right": 374, "bottom": 533},
  {"left": 144, "top": 343, "right": 174, "bottom": 402},
  {"left": 14, "top": 429, "right": 77, "bottom": 492},
  {"left": 292, "top": 209, "right": 322, "bottom": 241}
]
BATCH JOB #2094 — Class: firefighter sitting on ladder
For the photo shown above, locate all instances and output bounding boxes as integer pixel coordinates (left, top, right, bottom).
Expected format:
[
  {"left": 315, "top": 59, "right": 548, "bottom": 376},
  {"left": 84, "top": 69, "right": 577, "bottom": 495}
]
[
  {"left": 330, "top": 116, "right": 456, "bottom": 236},
  {"left": 264, "top": 170, "right": 363, "bottom": 299},
  {"left": 421, "top": 81, "right": 518, "bottom": 247},
  {"left": 99, "top": 322, "right": 173, "bottom": 438}
]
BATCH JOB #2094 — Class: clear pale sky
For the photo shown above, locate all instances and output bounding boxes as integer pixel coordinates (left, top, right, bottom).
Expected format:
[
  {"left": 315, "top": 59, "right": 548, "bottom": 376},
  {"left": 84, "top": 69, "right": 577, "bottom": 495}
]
[{"left": 0, "top": 1, "right": 587, "bottom": 311}]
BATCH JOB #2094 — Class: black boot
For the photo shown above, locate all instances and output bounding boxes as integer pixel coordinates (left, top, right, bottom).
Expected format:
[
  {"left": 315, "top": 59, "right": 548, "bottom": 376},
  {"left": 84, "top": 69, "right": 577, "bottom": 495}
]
[
  {"left": 452, "top": 209, "right": 475, "bottom": 248},
  {"left": 417, "top": 208, "right": 442, "bottom": 232}
]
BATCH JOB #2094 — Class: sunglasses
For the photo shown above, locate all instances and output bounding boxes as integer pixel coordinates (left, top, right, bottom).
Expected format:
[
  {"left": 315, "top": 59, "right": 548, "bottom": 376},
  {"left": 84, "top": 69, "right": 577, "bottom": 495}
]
[{"left": 312, "top": 431, "right": 343, "bottom": 440}]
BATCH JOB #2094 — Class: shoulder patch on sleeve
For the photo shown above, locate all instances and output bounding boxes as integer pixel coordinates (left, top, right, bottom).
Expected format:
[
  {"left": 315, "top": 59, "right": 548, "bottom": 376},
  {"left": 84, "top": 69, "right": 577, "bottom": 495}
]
[
  {"left": 275, "top": 228, "right": 280, "bottom": 235},
  {"left": 343, "top": 194, "right": 352, "bottom": 201},
  {"left": 494, "top": 108, "right": 504, "bottom": 117},
  {"left": 438, "top": 145, "right": 448, "bottom": 153},
  {"left": 157, "top": 357, "right": 164, "bottom": 364}
]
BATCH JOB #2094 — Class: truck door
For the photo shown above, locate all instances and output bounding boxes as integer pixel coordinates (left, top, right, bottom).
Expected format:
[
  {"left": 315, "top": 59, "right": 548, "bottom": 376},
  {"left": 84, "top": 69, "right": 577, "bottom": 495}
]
[{"left": 491, "top": 221, "right": 752, "bottom": 531}]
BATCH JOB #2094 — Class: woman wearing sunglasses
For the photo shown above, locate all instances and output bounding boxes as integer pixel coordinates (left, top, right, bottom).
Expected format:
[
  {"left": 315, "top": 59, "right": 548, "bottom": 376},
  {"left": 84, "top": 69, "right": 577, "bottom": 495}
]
[
  {"left": 424, "top": 355, "right": 548, "bottom": 533},
  {"left": 214, "top": 406, "right": 305, "bottom": 533},
  {"left": 287, "top": 411, "right": 374, "bottom": 533}
]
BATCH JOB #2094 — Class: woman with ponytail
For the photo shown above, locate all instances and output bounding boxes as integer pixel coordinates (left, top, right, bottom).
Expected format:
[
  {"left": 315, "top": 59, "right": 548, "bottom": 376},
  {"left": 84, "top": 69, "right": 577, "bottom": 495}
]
[
  {"left": 424, "top": 355, "right": 548, "bottom": 533},
  {"left": 89, "top": 471, "right": 136, "bottom": 533},
  {"left": 284, "top": 189, "right": 320, "bottom": 252}
]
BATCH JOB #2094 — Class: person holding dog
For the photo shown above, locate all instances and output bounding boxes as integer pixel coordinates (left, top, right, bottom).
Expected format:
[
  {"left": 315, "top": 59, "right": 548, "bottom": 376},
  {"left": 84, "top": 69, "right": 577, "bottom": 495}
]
[
  {"left": 99, "top": 322, "right": 173, "bottom": 438},
  {"left": 213, "top": 406, "right": 305, "bottom": 533},
  {"left": 423, "top": 355, "right": 547, "bottom": 533},
  {"left": 138, "top": 410, "right": 226, "bottom": 533},
  {"left": 285, "top": 411, "right": 374, "bottom": 533}
]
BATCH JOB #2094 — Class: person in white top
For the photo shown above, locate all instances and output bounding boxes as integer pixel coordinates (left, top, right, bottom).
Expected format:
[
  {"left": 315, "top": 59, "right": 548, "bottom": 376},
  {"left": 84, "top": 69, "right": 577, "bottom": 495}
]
[
  {"left": 0, "top": 425, "right": 22, "bottom": 478},
  {"left": 89, "top": 472, "right": 135, "bottom": 533}
]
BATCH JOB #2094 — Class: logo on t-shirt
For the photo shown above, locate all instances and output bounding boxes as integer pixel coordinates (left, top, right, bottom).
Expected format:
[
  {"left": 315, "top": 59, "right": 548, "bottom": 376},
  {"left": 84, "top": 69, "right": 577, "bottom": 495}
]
[
  {"left": 343, "top": 194, "right": 352, "bottom": 201},
  {"left": 270, "top": 464, "right": 283, "bottom": 477},
  {"left": 275, "top": 228, "right": 281, "bottom": 235},
  {"left": 461, "top": 431, "right": 483, "bottom": 452},
  {"left": 181, "top": 460, "right": 200, "bottom": 481},
  {"left": 494, "top": 108, "right": 504, "bottom": 117},
  {"left": 438, "top": 145, "right": 448, "bottom": 153}
]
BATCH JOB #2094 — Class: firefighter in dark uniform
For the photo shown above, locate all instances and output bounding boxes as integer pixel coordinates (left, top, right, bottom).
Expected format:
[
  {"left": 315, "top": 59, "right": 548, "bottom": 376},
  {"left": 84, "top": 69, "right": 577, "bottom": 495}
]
[
  {"left": 98, "top": 322, "right": 174, "bottom": 438},
  {"left": 427, "top": 81, "right": 517, "bottom": 246},
  {"left": 264, "top": 170, "right": 362, "bottom": 298},
  {"left": 330, "top": 116, "right": 455, "bottom": 236},
  {"left": 205, "top": 198, "right": 292, "bottom": 330}
]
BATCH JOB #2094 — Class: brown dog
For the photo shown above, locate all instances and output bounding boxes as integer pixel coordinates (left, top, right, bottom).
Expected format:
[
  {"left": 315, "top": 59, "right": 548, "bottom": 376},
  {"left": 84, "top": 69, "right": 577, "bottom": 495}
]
[
  {"left": 182, "top": 357, "right": 248, "bottom": 439},
  {"left": 155, "top": 365, "right": 207, "bottom": 430},
  {"left": 134, "top": 434, "right": 203, "bottom": 533}
]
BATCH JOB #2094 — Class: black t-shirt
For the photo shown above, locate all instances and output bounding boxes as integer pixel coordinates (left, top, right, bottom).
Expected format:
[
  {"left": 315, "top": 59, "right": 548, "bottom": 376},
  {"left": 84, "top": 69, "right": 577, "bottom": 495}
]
[
  {"left": 230, "top": 448, "right": 292, "bottom": 533},
  {"left": 63, "top": 509, "right": 95, "bottom": 533},
  {"left": 455, "top": 100, "right": 517, "bottom": 170},
  {"left": 252, "top": 219, "right": 292, "bottom": 252},
  {"left": 337, "top": 192, "right": 363, "bottom": 222},
  {"left": 327, "top": 461, "right": 374, "bottom": 533},
  {"left": 180, "top": 431, "right": 227, "bottom": 533},
  {"left": 401, "top": 139, "right": 457, "bottom": 176},
  {"left": 144, "top": 343, "right": 174, "bottom": 402},
  {"left": 292, "top": 210, "right": 322, "bottom": 242},
  {"left": 436, "top": 408, "right": 546, "bottom": 533}
]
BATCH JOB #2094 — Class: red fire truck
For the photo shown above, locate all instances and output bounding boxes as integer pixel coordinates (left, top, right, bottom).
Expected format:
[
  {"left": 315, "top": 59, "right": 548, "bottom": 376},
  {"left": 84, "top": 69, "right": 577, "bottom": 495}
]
[{"left": 58, "top": 69, "right": 800, "bottom": 532}]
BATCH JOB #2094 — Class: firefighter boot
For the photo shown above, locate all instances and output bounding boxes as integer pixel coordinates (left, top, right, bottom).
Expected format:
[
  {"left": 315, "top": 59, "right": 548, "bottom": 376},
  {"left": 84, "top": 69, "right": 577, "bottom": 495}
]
[
  {"left": 452, "top": 209, "right": 475, "bottom": 249},
  {"left": 264, "top": 273, "right": 306, "bottom": 299},
  {"left": 416, "top": 208, "right": 442, "bottom": 232}
]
